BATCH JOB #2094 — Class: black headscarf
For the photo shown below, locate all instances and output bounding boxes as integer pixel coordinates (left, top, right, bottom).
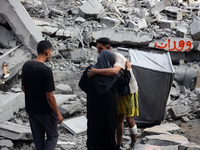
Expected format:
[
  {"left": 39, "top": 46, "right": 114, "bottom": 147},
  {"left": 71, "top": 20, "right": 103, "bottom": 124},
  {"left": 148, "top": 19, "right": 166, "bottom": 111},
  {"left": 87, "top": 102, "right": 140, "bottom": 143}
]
[{"left": 93, "top": 50, "right": 120, "bottom": 95}]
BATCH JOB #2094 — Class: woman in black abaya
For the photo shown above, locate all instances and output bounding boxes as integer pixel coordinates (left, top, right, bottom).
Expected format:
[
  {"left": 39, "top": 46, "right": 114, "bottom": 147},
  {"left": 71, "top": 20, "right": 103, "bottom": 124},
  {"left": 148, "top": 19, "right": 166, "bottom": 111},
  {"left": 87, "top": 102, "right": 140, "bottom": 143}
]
[{"left": 79, "top": 50, "right": 131, "bottom": 150}]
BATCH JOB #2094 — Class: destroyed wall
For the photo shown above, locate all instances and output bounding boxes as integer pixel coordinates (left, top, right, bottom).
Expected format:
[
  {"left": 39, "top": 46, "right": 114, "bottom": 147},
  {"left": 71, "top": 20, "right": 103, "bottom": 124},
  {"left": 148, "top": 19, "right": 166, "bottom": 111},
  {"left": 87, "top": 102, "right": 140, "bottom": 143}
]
[{"left": 0, "top": 0, "right": 200, "bottom": 149}]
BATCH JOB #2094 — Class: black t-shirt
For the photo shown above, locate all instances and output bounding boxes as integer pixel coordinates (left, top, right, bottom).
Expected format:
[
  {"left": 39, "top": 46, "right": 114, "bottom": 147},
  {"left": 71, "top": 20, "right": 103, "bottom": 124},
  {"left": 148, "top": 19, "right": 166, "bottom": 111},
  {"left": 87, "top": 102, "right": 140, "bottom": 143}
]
[{"left": 22, "top": 60, "right": 55, "bottom": 114}]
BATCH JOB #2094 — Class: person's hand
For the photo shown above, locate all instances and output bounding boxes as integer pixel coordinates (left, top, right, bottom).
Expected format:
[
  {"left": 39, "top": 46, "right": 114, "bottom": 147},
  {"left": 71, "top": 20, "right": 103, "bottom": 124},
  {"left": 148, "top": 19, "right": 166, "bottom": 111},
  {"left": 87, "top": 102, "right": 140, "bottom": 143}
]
[
  {"left": 87, "top": 67, "right": 96, "bottom": 77},
  {"left": 57, "top": 113, "right": 63, "bottom": 124},
  {"left": 125, "top": 60, "right": 131, "bottom": 71}
]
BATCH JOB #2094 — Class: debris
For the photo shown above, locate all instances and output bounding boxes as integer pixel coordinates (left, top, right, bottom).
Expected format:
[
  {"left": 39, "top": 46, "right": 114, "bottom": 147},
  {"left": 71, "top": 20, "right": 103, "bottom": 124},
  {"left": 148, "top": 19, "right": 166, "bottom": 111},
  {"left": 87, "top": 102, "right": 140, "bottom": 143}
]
[{"left": 61, "top": 115, "right": 87, "bottom": 135}]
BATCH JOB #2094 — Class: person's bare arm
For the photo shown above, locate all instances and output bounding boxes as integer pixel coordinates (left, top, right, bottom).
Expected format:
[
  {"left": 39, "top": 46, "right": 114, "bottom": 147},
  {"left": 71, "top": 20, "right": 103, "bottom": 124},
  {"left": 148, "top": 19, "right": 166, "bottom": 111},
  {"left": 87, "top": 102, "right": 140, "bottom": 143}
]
[
  {"left": 88, "top": 66, "right": 121, "bottom": 77},
  {"left": 46, "top": 92, "right": 63, "bottom": 124},
  {"left": 21, "top": 85, "right": 25, "bottom": 93}
]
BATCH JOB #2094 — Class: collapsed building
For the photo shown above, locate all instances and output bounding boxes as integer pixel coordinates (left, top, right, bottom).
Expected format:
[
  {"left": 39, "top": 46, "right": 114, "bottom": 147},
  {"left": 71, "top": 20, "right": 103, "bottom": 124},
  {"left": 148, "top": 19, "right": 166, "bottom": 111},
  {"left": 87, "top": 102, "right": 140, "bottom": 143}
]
[{"left": 0, "top": 0, "right": 200, "bottom": 149}]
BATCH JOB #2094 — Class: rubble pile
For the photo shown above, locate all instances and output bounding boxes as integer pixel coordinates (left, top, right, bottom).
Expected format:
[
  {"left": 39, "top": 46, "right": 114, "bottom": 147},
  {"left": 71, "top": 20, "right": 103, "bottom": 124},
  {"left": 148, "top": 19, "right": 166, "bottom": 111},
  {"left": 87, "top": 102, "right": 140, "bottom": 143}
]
[{"left": 0, "top": 0, "right": 200, "bottom": 149}]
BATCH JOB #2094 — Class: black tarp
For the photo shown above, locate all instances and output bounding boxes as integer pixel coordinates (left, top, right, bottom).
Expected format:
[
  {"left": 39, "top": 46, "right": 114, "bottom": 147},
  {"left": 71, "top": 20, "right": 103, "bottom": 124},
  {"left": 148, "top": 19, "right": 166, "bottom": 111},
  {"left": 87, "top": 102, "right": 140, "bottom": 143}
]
[{"left": 129, "top": 49, "right": 175, "bottom": 122}]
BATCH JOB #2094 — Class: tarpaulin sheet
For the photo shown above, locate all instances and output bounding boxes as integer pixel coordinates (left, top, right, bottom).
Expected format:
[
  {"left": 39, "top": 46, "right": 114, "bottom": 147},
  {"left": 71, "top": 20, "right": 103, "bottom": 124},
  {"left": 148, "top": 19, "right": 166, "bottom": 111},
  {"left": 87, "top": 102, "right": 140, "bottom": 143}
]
[{"left": 129, "top": 50, "right": 175, "bottom": 121}]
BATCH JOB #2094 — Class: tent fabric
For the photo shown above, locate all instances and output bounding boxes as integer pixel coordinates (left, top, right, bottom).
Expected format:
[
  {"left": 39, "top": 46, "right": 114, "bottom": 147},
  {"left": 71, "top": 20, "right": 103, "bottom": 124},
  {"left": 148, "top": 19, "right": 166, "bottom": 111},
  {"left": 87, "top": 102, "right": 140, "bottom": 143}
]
[
  {"left": 129, "top": 49, "right": 174, "bottom": 121},
  {"left": 130, "top": 49, "right": 175, "bottom": 74}
]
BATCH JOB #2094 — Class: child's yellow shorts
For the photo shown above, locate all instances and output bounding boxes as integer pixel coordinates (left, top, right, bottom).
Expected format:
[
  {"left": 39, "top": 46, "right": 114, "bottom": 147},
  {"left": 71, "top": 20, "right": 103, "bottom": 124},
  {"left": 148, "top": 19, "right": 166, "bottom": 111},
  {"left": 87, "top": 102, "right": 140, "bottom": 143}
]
[{"left": 117, "top": 92, "right": 139, "bottom": 117}]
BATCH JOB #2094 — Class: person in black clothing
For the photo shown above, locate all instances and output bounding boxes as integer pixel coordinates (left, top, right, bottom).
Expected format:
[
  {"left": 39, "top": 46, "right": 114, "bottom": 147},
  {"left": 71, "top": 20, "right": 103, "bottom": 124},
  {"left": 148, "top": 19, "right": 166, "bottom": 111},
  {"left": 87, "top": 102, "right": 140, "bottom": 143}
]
[
  {"left": 79, "top": 50, "right": 131, "bottom": 150},
  {"left": 21, "top": 40, "right": 63, "bottom": 150}
]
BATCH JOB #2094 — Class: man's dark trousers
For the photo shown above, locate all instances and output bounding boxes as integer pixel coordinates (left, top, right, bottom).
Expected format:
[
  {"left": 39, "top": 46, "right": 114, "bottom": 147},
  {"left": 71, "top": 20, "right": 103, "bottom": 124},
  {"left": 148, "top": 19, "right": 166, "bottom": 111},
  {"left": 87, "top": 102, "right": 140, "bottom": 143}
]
[{"left": 29, "top": 113, "right": 59, "bottom": 150}]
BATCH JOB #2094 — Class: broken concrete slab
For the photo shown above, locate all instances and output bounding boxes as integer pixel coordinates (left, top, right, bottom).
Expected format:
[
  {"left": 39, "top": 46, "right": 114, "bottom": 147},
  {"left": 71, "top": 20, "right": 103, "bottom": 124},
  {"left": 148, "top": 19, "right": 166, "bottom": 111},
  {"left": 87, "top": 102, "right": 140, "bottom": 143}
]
[
  {"left": 62, "top": 115, "right": 87, "bottom": 135},
  {"left": 0, "top": 121, "right": 32, "bottom": 140},
  {"left": 178, "top": 143, "right": 200, "bottom": 150},
  {"left": 168, "top": 105, "right": 188, "bottom": 119},
  {"left": 54, "top": 94, "right": 77, "bottom": 106},
  {"left": 190, "top": 22, "right": 200, "bottom": 40},
  {"left": 100, "top": 17, "right": 121, "bottom": 27},
  {"left": 176, "top": 26, "right": 187, "bottom": 37},
  {"left": 0, "top": 46, "right": 31, "bottom": 85},
  {"left": 149, "top": 37, "right": 193, "bottom": 52},
  {"left": 150, "top": 0, "right": 172, "bottom": 15},
  {"left": 144, "top": 134, "right": 189, "bottom": 146},
  {"left": 92, "top": 29, "right": 153, "bottom": 46},
  {"left": 59, "top": 101, "right": 83, "bottom": 117},
  {"left": 79, "top": 0, "right": 105, "bottom": 19},
  {"left": 0, "top": 0, "right": 44, "bottom": 55},
  {"left": 183, "top": 68, "right": 198, "bottom": 90},
  {"left": 0, "top": 140, "right": 13, "bottom": 149},
  {"left": 165, "top": 6, "right": 183, "bottom": 21},
  {"left": 55, "top": 83, "right": 73, "bottom": 94},
  {"left": 0, "top": 25, "right": 16, "bottom": 48},
  {"left": 0, "top": 93, "right": 25, "bottom": 122},
  {"left": 142, "top": 123, "right": 180, "bottom": 136},
  {"left": 134, "top": 144, "right": 178, "bottom": 150}
]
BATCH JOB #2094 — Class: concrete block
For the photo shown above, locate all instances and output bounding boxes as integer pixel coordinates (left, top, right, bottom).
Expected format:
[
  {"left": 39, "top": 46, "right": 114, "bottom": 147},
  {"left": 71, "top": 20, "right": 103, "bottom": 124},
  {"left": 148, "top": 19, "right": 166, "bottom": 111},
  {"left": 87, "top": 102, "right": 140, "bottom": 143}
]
[
  {"left": 176, "top": 26, "right": 187, "bottom": 37},
  {"left": 92, "top": 29, "right": 153, "bottom": 46},
  {"left": 168, "top": 105, "right": 188, "bottom": 119},
  {"left": 143, "top": 123, "right": 180, "bottom": 136},
  {"left": 158, "top": 20, "right": 176, "bottom": 29},
  {"left": 0, "top": 0, "right": 44, "bottom": 55},
  {"left": 0, "top": 121, "right": 32, "bottom": 140},
  {"left": 165, "top": 6, "right": 183, "bottom": 21},
  {"left": 146, "top": 0, "right": 156, "bottom": 8},
  {"left": 100, "top": 17, "right": 120, "bottom": 27},
  {"left": 150, "top": 2, "right": 166, "bottom": 14},
  {"left": 178, "top": 143, "right": 200, "bottom": 150},
  {"left": 144, "top": 134, "right": 189, "bottom": 146},
  {"left": 0, "top": 25, "right": 16, "bottom": 48},
  {"left": 190, "top": 22, "right": 200, "bottom": 40},
  {"left": 0, "top": 93, "right": 25, "bottom": 122},
  {"left": 137, "top": 18, "right": 148, "bottom": 29},
  {"left": 0, "top": 140, "right": 13, "bottom": 149},
  {"left": 55, "top": 84, "right": 73, "bottom": 94},
  {"left": 79, "top": 0, "right": 105, "bottom": 19}
]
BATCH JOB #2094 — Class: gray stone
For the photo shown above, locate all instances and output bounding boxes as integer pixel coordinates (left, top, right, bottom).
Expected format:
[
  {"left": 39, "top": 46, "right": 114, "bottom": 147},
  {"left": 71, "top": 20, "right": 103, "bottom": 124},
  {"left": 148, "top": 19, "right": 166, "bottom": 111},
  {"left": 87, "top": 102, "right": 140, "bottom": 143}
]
[
  {"left": 170, "top": 87, "right": 180, "bottom": 98},
  {"left": 0, "top": 140, "right": 13, "bottom": 149},
  {"left": 0, "top": 0, "right": 44, "bottom": 55},
  {"left": 178, "top": 143, "right": 200, "bottom": 150},
  {"left": 92, "top": 29, "right": 153, "bottom": 46},
  {"left": 54, "top": 94, "right": 77, "bottom": 106},
  {"left": 0, "top": 121, "right": 32, "bottom": 140},
  {"left": 150, "top": 0, "right": 172, "bottom": 15},
  {"left": 168, "top": 105, "right": 188, "bottom": 119},
  {"left": 143, "top": 123, "right": 180, "bottom": 136},
  {"left": 158, "top": 20, "right": 176, "bottom": 29},
  {"left": 190, "top": 22, "right": 200, "bottom": 40},
  {"left": 79, "top": 0, "right": 105, "bottom": 19},
  {"left": 1, "top": 147, "right": 9, "bottom": 150},
  {"left": 0, "top": 14, "right": 6, "bottom": 25},
  {"left": 55, "top": 84, "right": 72, "bottom": 94},
  {"left": 0, "top": 93, "right": 25, "bottom": 122},
  {"left": 144, "top": 134, "right": 189, "bottom": 146},
  {"left": 100, "top": 17, "right": 120, "bottom": 27}
]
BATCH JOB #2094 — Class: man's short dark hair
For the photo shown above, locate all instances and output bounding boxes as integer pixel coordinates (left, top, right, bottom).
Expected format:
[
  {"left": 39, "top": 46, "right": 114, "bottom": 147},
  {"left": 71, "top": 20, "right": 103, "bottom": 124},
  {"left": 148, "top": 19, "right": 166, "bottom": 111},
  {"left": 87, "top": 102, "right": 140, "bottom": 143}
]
[
  {"left": 96, "top": 37, "right": 111, "bottom": 46},
  {"left": 37, "top": 40, "right": 52, "bottom": 54}
]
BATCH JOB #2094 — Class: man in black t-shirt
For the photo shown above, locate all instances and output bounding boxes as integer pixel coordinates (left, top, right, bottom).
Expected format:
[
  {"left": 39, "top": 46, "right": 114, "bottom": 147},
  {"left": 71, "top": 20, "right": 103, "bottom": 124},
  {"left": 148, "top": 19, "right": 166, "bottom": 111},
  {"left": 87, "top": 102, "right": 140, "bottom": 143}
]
[{"left": 21, "top": 40, "right": 63, "bottom": 150}]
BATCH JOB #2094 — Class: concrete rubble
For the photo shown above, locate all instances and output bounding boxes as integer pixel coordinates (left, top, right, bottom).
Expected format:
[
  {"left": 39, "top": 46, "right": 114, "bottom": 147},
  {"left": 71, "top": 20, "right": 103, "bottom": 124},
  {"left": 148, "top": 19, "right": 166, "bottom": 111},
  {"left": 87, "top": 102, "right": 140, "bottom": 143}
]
[{"left": 0, "top": 0, "right": 200, "bottom": 149}]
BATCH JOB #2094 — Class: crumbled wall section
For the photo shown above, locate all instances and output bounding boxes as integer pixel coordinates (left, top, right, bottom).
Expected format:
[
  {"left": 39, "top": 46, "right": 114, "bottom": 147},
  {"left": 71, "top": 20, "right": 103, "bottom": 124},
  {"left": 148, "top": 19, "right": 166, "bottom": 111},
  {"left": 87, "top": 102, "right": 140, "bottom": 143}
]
[{"left": 0, "top": 0, "right": 44, "bottom": 55}]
